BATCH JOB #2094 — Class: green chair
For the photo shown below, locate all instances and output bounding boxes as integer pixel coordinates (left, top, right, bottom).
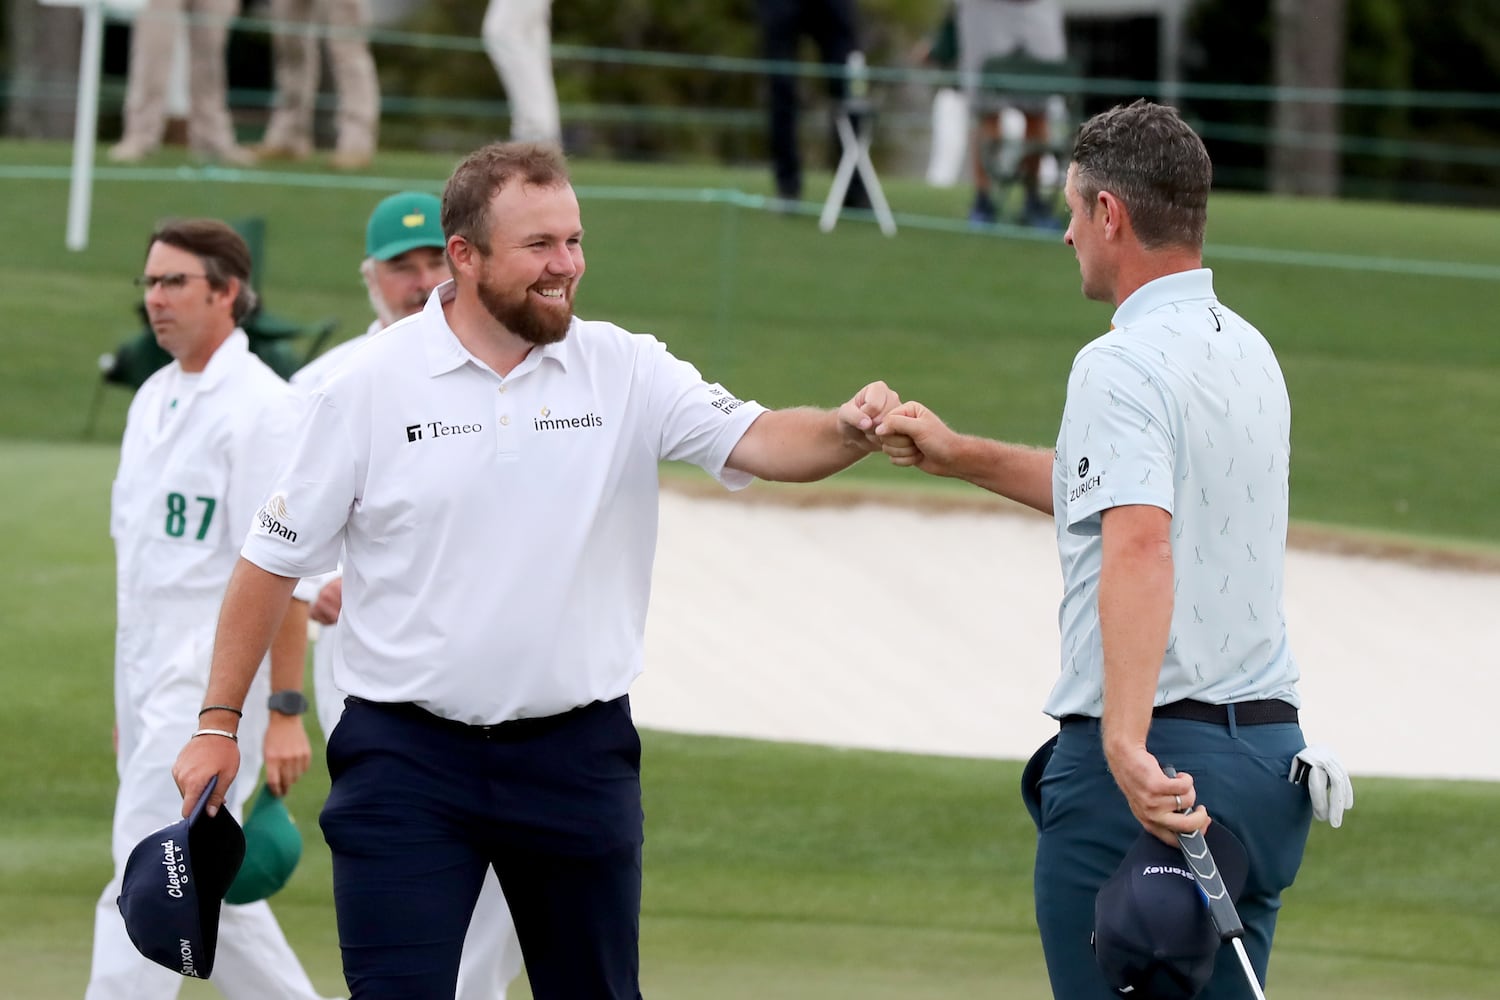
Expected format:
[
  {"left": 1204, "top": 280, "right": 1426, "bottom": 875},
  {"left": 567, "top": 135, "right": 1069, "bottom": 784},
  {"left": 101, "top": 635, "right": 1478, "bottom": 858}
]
[
  {"left": 973, "top": 52, "right": 1081, "bottom": 226},
  {"left": 84, "top": 218, "right": 338, "bottom": 435},
  {"left": 229, "top": 217, "right": 339, "bottom": 379}
]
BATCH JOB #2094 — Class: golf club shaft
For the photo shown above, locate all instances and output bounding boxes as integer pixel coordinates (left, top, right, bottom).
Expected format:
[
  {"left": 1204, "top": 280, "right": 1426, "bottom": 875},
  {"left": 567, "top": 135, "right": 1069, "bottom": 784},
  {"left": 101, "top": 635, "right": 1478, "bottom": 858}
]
[{"left": 1232, "top": 938, "right": 1267, "bottom": 1000}]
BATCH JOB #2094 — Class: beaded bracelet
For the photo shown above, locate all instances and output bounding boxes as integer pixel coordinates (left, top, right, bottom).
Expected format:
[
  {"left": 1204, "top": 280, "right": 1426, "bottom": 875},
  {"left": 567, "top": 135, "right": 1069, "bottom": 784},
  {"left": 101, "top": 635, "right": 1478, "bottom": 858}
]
[
  {"left": 192, "top": 728, "right": 239, "bottom": 743},
  {"left": 198, "top": 704, "right": 243, "bottom": 718}
]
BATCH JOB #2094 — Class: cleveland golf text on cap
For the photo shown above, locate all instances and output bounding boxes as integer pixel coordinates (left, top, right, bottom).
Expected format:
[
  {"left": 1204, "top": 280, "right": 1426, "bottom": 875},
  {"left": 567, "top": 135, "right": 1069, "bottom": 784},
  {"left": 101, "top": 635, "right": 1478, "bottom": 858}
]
[{"left": 116, "top": 776, "right": 247, "bottom": 979}]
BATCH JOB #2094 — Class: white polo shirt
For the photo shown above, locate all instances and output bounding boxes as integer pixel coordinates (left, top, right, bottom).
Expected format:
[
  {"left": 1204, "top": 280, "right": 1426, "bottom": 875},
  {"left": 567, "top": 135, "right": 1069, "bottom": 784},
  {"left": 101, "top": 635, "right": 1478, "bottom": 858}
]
[
  {"left": 1044, "top": 269, "right": 1301, "bottom": 718},
  {"left": 242, "top": 281, "right": 766, "bottom": 724}
]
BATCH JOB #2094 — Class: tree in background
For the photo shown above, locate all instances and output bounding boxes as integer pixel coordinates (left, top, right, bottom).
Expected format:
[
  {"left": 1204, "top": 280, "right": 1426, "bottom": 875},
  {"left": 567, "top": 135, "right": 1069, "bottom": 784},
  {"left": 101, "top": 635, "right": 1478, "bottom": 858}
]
[
  {"left": 1186, "top": 0, "right": 1500, "bottom": 205},
  {"left": 5, "top": 0, "right": 82, "bottom": 139},
  {"left": 1269, "top": 0, "right": 1345, "bottom": 197}
]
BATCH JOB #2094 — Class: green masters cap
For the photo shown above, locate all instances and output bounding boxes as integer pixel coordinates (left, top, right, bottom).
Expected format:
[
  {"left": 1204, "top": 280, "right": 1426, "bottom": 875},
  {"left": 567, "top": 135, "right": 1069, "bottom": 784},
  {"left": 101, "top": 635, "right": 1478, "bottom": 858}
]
[
  {"left": 223, "top": 783, "right": 303, "bottom": 904},
  {"left": 365, "top": 191, "right": 445, "bottom": 261}
]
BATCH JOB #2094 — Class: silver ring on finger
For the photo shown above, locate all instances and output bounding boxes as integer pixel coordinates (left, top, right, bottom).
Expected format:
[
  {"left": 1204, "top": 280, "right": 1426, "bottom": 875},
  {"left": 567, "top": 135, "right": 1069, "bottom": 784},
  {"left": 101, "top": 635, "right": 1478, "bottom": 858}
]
[{"left": 1174, "top": 794, "right": 1183, "bottom": 811}]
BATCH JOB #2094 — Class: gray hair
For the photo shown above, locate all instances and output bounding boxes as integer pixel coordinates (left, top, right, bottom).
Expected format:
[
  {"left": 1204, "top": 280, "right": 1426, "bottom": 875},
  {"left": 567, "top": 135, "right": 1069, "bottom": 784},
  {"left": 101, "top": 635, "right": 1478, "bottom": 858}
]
[{"left": 1070, "top": 100, "right": 1212, "bottom": 251}]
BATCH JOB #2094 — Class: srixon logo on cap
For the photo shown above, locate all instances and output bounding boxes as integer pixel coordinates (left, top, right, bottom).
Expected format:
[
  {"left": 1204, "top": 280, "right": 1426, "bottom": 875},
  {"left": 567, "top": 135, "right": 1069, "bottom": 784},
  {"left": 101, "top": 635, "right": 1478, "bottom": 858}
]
[{"left": 177, "top": 937, "right": 198, "bottom": 977}]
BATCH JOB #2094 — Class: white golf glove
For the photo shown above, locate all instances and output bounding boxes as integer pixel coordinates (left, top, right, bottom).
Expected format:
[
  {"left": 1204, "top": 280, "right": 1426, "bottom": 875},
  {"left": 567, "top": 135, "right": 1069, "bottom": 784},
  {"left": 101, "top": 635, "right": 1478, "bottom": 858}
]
[{"left": 1289, "top": 744, "right": 1354, "bottom": 828}]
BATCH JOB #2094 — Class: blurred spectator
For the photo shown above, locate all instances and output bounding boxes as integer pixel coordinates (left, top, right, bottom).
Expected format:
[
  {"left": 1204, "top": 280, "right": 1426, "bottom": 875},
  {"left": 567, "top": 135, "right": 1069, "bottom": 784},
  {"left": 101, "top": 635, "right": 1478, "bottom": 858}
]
[
  {"left": 957, "top": 0, "right": 1067, "bottom": 225},
  {"left": 754, "top": 0, "right": 870, "bottom": 210},
  {"left": 108, "top": 0, "right": 254, "bottom": 165},
  {"left": 914, "top": 3, "right": 967, "bottom": 188},
  {"left": 255, "top": 0, "right": 381, "bottom": 170},
  {"left": 482, "top": 0, "right": 562, "bottom": 143}
]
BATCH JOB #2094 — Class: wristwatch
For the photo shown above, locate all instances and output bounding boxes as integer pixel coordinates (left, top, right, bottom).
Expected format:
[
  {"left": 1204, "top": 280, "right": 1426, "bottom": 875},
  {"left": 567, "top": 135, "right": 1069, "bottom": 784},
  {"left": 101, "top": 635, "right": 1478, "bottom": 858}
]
[{"left": 267, "top": 690, "right": 309, "bottom": 716}]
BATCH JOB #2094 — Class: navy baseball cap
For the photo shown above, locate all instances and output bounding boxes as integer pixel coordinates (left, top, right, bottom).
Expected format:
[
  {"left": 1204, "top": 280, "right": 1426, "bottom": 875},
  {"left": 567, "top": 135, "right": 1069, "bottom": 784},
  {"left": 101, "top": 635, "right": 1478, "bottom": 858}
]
[
  {"left": 117, "top": 776, "right": 246, "bottom": 979},
  {"left": 1092, "top": 822, "right": 1249, "bottom": 1000}
]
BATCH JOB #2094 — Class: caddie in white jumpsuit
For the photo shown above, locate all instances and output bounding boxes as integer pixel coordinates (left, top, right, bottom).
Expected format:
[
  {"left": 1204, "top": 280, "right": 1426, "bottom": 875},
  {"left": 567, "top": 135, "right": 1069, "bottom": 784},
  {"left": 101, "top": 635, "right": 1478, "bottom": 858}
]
[
  {"left": 87, "top": 218, "right": 332, "bottom": 1000},
  {"left": 288, "top": 190, "right": 526, "bottom": 998}
]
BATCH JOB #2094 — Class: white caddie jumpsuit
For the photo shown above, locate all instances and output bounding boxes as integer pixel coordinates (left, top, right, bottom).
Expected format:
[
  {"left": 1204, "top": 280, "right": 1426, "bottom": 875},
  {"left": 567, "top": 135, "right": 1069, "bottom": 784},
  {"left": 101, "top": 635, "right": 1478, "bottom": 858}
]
[{"left": 87, "top": 331, "right": 329, "bottom": 1000}]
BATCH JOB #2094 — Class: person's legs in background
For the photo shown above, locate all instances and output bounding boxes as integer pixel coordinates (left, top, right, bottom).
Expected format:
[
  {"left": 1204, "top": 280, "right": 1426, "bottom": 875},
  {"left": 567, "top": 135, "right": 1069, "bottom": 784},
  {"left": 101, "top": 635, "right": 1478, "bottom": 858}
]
[
  {"left": 966, "top": 102, "right": 1002, "bottom": 224},
  {"left": 324, "top": 0, "right": 381, "bottom": 168},
  {"left": 257, "top": 0, "right": 320, "bottom": 161},
  {"left": 184, "top": 0, "right": 255, "bottom": 165},
  {"left": 755, "top": 0, "right": 804, "bottom": 204},
  {"left": 109, "top": 0, "right": 185, "bottom": 162},
  {"left": 482, "top": 0, "right": 561, "bottom": 144},
  {"left": 807, "top": 0, "right": 869, "bottom": 209}
]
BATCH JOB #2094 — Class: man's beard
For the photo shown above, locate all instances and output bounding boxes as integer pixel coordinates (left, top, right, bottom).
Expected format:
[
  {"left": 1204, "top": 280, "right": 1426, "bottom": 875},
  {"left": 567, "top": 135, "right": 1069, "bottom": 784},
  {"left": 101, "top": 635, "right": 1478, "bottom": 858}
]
[{"left": 476, "top": 276, "right": 572, "bottom": 346}]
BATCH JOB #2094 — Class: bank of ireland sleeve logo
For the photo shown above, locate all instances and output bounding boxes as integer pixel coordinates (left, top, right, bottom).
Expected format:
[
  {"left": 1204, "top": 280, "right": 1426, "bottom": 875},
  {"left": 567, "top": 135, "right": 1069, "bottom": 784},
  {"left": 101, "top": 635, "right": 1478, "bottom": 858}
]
[
  {"left": 256, "top": 494, "right": 298, "bottom": 543},
  {"left": 706, "top": 383, "right": 744, "bottom": 416}
]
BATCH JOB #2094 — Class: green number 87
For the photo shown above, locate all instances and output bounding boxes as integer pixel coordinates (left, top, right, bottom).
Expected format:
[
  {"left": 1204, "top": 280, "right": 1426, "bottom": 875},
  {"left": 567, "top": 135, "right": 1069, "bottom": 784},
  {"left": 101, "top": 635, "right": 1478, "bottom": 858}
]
[{"left": 164, "top": 492, "right": 217, "bottom": 540}]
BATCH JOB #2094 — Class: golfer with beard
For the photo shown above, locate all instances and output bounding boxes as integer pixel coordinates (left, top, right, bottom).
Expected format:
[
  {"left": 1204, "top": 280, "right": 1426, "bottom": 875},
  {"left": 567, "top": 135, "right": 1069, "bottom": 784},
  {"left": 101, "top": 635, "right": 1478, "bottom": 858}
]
[
  {"left": 289, "top": 190, "right": 527, "bottom": 1000},
  {"left": 172, "top": 141, "right": 905, "bottom": 999}
]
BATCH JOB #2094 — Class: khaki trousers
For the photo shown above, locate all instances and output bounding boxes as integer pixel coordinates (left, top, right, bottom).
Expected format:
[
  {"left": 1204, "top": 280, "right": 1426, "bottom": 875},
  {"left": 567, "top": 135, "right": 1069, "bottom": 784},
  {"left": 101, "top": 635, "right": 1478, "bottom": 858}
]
[
  {"left": 118, "top": 0, "right": 242, "bottom": 156},
  {"left": 261, "top": 0, "right": 380, "bottom": 155}
]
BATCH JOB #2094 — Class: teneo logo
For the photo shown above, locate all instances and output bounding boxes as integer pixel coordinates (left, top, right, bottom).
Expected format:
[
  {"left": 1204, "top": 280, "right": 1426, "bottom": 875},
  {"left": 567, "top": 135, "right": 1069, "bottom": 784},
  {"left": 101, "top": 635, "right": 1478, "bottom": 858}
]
[
  {"left": 406, "top": 419, "right": 483, "bottom": 443},
  {"left": 257, "top": 494, "right": 297, "bottom": 543},
  {"left": 159, "top": 838, "right": 190, "bottom": 898},
  {"left": 533, "top": 410, "right": 604, "bottom": 432}
]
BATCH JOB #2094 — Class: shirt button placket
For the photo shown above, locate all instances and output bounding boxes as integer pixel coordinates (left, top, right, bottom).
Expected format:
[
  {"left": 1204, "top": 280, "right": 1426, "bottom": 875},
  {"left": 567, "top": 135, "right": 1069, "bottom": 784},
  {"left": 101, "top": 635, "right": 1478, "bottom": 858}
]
[{"left": 495, "top": 382, "right": 517, "bottom": 457}]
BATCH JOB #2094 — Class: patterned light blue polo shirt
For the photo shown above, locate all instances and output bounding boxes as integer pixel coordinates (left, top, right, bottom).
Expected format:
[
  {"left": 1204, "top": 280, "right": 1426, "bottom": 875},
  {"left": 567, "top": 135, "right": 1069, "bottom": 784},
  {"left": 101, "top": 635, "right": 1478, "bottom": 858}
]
[{"left": 1044, "top": 269, "right": 1301, "bottom": 719}]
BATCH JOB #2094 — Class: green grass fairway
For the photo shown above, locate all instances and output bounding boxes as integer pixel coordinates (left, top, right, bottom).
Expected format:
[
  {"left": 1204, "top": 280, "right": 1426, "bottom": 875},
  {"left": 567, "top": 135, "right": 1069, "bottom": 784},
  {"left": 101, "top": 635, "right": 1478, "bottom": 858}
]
[
  {"left": 3, "top": 439, "right": 1499, "bottom": 998},
  {"left": 1, "top": 142, "right": 1497, "bottom": 549},
  {"left": 2, "top": 141, "right": 1498, "bottom": 996}
]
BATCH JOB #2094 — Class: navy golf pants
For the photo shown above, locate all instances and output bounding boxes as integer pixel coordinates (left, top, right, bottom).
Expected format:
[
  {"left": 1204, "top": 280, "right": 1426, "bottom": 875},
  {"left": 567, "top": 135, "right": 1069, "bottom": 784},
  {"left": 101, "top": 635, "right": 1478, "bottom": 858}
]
[
  {"left": 1025, "top": 714, "right": 1312, "bottom": 1000},
  {"left": 320, "top": 695, "right": 645, "bottom": 1000}
]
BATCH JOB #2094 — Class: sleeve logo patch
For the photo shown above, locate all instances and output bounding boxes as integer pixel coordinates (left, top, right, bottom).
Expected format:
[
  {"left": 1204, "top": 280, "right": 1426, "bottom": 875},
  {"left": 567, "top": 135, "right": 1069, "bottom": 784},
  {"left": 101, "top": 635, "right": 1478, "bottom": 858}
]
[{"left": 257, "top": 494, "right": 298, "bottom": 542}]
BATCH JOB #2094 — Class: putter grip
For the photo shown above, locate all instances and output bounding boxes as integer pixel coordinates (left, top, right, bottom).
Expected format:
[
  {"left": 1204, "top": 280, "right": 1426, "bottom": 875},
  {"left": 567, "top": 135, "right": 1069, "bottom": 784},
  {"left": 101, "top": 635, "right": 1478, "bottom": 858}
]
[{"left": 1162, "top": 766, "right": 1245, "bottom": 941}]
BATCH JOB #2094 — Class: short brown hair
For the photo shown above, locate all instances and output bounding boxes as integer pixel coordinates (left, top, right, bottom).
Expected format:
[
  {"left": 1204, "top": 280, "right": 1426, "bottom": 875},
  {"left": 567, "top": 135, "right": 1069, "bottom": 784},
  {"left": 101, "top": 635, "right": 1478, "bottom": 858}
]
[
  {"left": 1070, "top": 100, "right": 1212, "bottom": 251},
  {"left": 441, "top": 142, "right": 572, "bottom": 256},
  {"left": 146, "top": 218, "right": 259, "bottom": 322}
]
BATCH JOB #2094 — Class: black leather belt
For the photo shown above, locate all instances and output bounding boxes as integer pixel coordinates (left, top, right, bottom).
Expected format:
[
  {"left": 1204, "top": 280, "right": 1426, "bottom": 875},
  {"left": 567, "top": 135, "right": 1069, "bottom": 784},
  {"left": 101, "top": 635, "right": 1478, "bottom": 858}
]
[
  {"left": 346, "top": 694, "right": 614, "bottom": 742},
  {"left": 1060, "top": 698, "right": 1298, "bottom": 729}
]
